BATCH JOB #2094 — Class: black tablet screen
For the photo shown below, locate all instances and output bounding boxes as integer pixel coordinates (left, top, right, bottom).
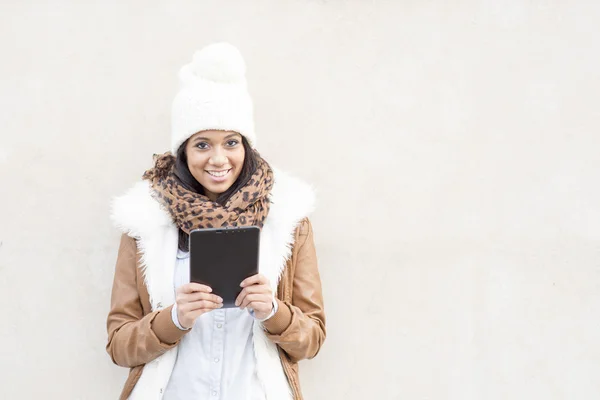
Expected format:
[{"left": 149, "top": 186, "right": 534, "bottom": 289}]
[{"left": 189, "top": 226, "right": 260, "bottom": 308}]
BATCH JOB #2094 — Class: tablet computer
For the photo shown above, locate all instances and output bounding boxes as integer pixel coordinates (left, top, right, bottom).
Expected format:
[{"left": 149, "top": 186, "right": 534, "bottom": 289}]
[{"left": 189, "top": 226, "right": 260, "bottom": 308}]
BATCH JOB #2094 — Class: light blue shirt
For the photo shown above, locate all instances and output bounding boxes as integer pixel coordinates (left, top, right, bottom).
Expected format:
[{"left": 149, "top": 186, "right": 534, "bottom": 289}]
[{"left": 163, "top": 249, "right": 276, "bottom": 400}]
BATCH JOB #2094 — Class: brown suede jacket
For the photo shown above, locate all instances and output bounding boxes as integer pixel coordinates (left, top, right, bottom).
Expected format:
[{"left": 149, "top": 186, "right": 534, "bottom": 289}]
[{"left": 106, "top": 218, "right": 326, "bottom": 399}]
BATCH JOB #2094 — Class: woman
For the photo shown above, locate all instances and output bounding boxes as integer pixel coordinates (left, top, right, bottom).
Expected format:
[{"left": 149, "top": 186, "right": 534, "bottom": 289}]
[{"left": 106, "top": 43, "right": 326, "bottom": 400}]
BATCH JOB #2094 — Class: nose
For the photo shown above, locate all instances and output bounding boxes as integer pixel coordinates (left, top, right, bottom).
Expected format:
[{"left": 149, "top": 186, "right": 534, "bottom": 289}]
[{"left": 209, "top": 150, "right": 227, "bottom": 167}]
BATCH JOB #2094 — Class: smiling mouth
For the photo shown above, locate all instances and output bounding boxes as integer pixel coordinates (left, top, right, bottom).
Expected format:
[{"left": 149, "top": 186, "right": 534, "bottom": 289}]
[{"left": 206, "top": 169, "right": 231, "bottom": 177}]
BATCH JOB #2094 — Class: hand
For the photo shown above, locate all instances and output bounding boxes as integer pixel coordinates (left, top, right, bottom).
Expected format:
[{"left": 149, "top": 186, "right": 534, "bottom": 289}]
[
  {"left": 176, "top": 283, "right": 223, "bottom": 329},
  {"left": 235, "top": 274, "right": 274, "bottom": 320}
]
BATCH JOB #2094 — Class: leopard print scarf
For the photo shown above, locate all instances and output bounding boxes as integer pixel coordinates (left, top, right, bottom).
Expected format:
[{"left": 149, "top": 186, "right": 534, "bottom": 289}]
[{"left": 142, "top": 151, "right": 274, "bottom": 233}]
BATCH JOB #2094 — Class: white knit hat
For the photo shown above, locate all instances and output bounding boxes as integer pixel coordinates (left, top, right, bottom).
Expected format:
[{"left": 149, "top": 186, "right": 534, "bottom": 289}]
[{"left": 171, "top": 43, "right": 255, "bottom": 154}]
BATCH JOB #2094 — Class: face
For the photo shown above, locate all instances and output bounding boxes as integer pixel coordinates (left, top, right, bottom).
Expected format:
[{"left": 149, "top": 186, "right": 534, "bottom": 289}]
[{"left": 185, "top": 130, "right": 246, "bottom": 202}]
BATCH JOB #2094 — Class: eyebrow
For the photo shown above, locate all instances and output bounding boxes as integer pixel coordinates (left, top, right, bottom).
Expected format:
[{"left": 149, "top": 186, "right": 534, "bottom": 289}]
[{"left": 193, "top": 133, "right": 241, "bottom": 143}]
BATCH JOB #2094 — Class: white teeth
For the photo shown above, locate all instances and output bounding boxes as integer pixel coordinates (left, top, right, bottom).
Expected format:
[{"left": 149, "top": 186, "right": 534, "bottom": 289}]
[{"left": 207, "top": 169, "right": 229, "bottom": 177}]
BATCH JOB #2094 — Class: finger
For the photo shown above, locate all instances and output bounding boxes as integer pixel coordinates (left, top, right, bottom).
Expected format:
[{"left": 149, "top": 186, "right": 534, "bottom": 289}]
[
  {"left": 240, "top": 274, "right": 268, "bottom": 288},
  {"left": 179, "top": 300, "right": 219, "bottom": 314},
  {"left": 235, "top": 289, "right": 247, "bottom": 307},
  {"left": 247, "top": 284, "right": 271, "bottom": 294},
  {"left": 179, "top": 291, "right": 223, "bottom": 305},
  {"left": 245, "top": 299, "right": 272, "bottom": 315},
  {"left": 186, "top": 306, "right": 222, "bottom": 324},
  {"left": 235, "top": 285, "right": 270, "bottom": 306},
  {"left": 178, "top": 296, "right": 223, "bottom": 313},
  {"left": 187, "top": 300, "right": 224, "bottom": 312},
  {"left": 178, "top": 282, "right": 212, "bottom": 294},
  {"left": 240, "top": 285, "right": 270, "bottom": 299},
  {"left": 240, "top": 294, "right": 270, "bottom": 310}
]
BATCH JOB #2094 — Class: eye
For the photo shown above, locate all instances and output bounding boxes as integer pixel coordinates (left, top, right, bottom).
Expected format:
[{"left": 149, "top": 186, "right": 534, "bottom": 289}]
[
  {"left": 196, "top": 142, "right": 209, "bottom": 150},
  {"left": 226, "top": 139, "right": 240, "bottom": 147}
]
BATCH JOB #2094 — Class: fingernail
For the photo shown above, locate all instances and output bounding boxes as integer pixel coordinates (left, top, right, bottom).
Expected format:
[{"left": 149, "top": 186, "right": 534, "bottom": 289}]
[
  {"left": 218, "top": 304, "right": 223, "bottom": 308},
  {"left": 218, "top": 297, "right": 223, "bottom": 303}
]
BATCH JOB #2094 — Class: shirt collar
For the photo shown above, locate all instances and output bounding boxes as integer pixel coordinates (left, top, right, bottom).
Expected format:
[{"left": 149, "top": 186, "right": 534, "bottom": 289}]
[{"left": 176, "top": 249, "right": 190, "bottom": 260}]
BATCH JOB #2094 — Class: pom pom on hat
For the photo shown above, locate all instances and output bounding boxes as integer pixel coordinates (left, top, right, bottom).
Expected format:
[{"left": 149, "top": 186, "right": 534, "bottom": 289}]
[
  {"left": 171, "top": 43, "right": 255, "bottom": 153},
  {"left": 180, "top": 42, "right": 247, "bottom": 85}
]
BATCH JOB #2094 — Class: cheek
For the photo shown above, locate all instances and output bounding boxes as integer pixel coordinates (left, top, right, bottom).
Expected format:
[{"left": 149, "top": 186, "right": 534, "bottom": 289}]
[
  {"left": 232, "top": 152, "right": 246, "bottom": 176},
  {"left": 187, "top": 153, "right": 207, "bottom": 174}
]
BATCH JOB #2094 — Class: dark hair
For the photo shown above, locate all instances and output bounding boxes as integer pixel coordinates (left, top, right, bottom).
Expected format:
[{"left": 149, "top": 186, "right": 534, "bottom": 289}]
[{"left": 174, "top": 135, "right": 258, "bottom": 251}]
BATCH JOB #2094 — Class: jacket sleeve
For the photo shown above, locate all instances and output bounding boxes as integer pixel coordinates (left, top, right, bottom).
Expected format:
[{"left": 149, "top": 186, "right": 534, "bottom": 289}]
[
  {"left": 262, "top": 219, "right": 326, "bottom": 362},
  {"left": 106, "top": 234, "right": 188, "bottom": 368}
]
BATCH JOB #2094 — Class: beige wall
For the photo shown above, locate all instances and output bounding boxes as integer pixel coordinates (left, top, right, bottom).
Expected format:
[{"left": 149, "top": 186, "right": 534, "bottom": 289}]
[{"left": 1, "top": 1, "right": 599, "bottom": 398}]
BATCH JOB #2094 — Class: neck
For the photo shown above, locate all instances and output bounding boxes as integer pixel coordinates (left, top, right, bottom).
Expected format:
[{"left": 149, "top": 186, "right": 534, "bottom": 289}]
[{"left": 206, "top": 192, "right": 218, "bottom": 202}]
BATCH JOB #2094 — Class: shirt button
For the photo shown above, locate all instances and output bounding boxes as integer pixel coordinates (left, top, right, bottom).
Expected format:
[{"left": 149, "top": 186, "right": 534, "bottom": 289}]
[
  {"left": 216, "top": 323, "right": 223, "bottom": 329},
  {"left": 212, "top": 390, "right": 218, "bottom": 396},
  {"left": 214, "top": 358, "right": 220, "bottom": 363}
]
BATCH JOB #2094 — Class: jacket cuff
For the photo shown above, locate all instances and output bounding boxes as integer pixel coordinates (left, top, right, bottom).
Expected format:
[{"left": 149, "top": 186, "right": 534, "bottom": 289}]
[
  {"left": 151, "top": 305, "right": 189, "bottom": 345},
  {"left": 262, "top": 299, "right": 292, "bottom": 334}
]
